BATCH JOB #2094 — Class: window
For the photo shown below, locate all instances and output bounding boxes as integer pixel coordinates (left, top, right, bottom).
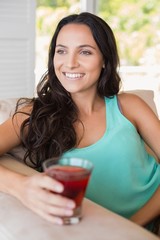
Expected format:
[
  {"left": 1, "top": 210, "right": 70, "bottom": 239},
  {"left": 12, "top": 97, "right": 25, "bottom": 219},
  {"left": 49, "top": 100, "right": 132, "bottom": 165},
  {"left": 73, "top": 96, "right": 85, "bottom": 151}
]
[{"left": 0, "top": 0, "right": 36, "bottom": 98}]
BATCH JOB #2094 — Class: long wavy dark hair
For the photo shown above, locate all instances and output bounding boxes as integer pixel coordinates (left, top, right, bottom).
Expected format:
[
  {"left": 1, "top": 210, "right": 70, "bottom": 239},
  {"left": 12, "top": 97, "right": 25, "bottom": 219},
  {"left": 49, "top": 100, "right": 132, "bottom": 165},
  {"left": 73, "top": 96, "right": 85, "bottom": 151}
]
[{"left": 14, "top": 12, "right": 121, "bottom": 171}]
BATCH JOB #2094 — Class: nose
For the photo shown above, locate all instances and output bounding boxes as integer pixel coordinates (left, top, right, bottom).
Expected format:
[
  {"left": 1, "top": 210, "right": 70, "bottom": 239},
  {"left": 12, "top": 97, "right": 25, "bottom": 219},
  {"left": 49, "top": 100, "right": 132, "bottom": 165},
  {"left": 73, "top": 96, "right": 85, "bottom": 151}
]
[{"left": 65, "top": 53, "right": 79, "bottom": 69}]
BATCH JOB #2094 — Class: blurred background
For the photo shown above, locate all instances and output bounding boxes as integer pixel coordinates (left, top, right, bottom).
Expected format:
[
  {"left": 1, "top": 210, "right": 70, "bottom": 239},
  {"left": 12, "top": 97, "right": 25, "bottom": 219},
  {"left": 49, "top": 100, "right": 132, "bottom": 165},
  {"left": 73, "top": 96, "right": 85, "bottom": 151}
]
[{"left": 0, "top": 0, "right": 160, "bottom": 112}]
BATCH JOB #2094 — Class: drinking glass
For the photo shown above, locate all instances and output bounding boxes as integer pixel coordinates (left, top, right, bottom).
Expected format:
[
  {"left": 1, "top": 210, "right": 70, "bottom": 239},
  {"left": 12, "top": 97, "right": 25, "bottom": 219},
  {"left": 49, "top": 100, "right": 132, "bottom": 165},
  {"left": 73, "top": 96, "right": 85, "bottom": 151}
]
[{"left": 43, "top": 157, "right": 93, "bottom": 225}]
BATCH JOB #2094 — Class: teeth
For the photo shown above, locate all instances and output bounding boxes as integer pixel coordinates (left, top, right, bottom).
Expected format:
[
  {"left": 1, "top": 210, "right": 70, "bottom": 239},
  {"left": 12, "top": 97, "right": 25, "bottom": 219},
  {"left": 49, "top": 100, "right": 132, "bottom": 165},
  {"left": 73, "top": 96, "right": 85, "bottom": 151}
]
[{"left": 65, "top": 73, "right": 83, "bottom": 79}]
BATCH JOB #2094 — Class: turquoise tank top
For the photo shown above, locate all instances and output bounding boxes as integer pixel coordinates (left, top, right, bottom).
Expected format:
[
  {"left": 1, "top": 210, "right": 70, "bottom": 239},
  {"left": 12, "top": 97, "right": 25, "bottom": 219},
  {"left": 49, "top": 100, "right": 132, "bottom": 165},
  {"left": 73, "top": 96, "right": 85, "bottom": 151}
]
[{"left": 62, "top": 95, "right": 160, "bottom": 218}]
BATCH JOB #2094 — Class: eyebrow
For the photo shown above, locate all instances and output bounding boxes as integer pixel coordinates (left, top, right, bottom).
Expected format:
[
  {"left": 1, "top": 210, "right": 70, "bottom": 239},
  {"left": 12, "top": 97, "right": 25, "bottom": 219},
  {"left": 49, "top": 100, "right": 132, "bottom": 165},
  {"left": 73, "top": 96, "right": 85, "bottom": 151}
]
[{"left": 55, "top": 44, "right": 96, "bottom": 50}]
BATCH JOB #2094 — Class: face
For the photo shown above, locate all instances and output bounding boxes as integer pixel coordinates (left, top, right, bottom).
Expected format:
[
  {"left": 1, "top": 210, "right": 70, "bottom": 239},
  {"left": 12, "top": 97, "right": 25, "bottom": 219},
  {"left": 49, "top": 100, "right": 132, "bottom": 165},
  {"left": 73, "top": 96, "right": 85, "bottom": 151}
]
[{"left": 53, "top": 23, "right": 104, "bottom": 96}]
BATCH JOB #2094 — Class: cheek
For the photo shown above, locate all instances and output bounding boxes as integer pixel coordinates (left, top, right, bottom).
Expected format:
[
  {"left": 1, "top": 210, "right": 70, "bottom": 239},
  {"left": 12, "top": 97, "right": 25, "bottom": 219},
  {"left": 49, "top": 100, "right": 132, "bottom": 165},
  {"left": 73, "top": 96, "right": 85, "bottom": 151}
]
[
  {"left": 53, "top": 60, "right": 59, "bottom": 79},
  {"left": 53, "top": 54, "right": 61, "bottom": 65},
  {"left": 53, "top": 57, "right": 61, "bottom": 75},
  {"left": 88, "top": 61, "right": 103, "bottom": 75},
  {"left": 53, "top": 57, "right": 57, "bottom": 69}
]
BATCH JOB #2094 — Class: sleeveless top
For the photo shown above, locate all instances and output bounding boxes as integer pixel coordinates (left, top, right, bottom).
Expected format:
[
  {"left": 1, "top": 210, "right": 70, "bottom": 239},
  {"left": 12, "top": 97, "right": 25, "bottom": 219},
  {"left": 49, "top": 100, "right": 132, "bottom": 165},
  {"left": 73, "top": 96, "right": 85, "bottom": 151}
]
[{"left": 62, "top": 95, "right": 160, "bottom": 218}]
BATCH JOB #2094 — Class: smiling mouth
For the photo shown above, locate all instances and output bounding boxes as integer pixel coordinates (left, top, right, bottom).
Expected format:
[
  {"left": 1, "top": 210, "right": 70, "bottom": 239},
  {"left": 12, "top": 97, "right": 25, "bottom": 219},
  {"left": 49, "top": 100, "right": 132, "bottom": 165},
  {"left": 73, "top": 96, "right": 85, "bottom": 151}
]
[{"left": 63, "top": 72, "right": 85, "bottom": 79}]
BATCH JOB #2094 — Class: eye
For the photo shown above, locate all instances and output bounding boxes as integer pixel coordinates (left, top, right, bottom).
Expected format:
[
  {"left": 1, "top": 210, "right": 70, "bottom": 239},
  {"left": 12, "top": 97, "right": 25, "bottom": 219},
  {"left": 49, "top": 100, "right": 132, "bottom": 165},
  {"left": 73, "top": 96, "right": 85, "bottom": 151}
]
[
  {"left": 56, "top": 49, "right": 66, "bottom": 55},
  {"left": 81, "top": 50, "right": 92, "bottom": 55}
]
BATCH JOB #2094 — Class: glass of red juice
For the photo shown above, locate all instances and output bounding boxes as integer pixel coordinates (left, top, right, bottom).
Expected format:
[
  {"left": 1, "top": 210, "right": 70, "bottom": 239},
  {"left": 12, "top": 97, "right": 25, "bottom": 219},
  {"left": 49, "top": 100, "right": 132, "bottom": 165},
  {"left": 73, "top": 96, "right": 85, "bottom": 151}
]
[{"left": 43, "top": 157, "right": 93, "bottom": 225}]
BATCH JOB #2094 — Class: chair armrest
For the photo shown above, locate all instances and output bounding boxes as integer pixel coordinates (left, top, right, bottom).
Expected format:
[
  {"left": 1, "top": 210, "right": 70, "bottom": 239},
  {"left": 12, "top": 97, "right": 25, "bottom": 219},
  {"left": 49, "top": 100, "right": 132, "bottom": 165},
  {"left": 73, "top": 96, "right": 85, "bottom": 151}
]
[{"left": 0, "top": 155, "right": 37, "bottom": 175}]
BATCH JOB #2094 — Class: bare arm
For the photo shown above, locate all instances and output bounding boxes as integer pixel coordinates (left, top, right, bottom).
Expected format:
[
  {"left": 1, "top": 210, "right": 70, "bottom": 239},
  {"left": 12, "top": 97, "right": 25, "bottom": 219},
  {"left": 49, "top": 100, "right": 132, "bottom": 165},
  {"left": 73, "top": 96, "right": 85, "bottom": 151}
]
[
  {"left": 118, "top": 93, "right": 160, "bottom": 162},
  {"left": 0, "top": 118, "right": 21, "bottom": 156},
  {"left": 0, "top": 162, "right": 75, "bottom": 224},
  {"left": 118, "top": 93, "right": 160, "bottom": 225},
  {"left": 0, "top": 111, "right": 75, "bottom": 224},
  {"left": 0, "top": 104, "right": 31, "bottom": 156},
  {"left": 130, "top": 187, "right": 160, "bottom": 226}
]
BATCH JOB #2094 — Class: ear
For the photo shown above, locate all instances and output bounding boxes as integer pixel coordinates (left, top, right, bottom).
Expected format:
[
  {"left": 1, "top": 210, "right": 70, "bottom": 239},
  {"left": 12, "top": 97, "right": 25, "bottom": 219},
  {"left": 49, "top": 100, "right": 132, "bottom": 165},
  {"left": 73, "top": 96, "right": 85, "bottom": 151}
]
[{"left": 102, "top": 63, "right": 105, "bottom": 69}]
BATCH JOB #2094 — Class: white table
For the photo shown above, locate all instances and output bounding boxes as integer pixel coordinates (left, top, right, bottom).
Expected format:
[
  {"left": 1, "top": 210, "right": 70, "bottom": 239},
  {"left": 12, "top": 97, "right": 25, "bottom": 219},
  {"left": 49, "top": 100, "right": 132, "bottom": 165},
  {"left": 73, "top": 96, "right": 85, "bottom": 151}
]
[{"left": 0, "top": 156, "right": 159, "bottom": 240}]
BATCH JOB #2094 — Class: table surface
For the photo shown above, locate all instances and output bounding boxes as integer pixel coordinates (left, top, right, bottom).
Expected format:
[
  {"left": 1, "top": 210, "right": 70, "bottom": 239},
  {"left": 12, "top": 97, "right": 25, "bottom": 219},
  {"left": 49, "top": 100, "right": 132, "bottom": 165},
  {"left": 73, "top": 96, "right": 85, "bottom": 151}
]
[
  {"left": 0, "top": 194, "right": 159, "bottom": 240},
  {"left": 0, "top": 156, "right": 159, "bottom": 240}
]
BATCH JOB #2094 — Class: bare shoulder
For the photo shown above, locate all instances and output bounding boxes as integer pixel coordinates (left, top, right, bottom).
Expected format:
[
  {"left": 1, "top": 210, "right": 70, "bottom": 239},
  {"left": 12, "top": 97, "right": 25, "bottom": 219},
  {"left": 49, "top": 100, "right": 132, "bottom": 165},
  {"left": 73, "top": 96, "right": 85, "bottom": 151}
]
[
  {"left": 12, "top": 102, "right": 32, "bottom": 125},
  {"left": 0, "top": 102, "right": 33, "bottom": 155},
  {"left": 118, "top": 92, "right": 152, "bottom": 111},
  {"left": 118, "top": 92, "right": 144, "bottom": 103},
  {"left": 117, "top": 92, "right": 157, "bottom": 126}
]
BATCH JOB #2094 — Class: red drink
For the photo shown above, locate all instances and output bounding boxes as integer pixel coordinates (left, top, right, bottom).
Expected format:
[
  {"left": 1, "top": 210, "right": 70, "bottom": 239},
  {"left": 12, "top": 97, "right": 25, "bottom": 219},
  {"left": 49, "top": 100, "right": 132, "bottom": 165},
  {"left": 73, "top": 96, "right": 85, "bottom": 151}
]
[
  {"left": 46, "top": 165, "right": 91, "bottom": 206},
  {"left": 43, "top": 157, "right": 93, "bottom": 224}
]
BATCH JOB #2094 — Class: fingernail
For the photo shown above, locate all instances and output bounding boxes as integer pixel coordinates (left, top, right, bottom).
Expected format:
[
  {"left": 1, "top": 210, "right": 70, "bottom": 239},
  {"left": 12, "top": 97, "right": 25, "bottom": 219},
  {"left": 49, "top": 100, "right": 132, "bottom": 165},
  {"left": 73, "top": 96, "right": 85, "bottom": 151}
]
[
  {"left": 55, "top": 218, "right": 63, "bottom": 225},
  {"left": 65, "top": 209, "right": 73, "bottom": 216},
  {"left": 55, "top": 185, "right": 63, "bottom": 192},
  {"left": 67, "top": 201, "right": 75, "bottom": 208}
]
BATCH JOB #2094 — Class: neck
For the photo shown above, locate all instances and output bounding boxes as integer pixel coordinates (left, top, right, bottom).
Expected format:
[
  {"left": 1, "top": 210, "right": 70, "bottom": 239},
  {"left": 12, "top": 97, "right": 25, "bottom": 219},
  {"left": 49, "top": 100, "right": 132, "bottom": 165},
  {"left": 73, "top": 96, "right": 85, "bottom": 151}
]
[{"left": 71, "top": 92, "right": 104, "bottom": 116}]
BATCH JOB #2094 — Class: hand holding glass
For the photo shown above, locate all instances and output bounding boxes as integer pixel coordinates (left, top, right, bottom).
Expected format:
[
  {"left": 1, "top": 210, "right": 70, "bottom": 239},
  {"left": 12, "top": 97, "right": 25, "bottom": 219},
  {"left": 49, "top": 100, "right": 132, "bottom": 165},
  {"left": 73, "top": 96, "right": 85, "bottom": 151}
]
[{"left": 43, "top": 157, "right": 93, "bottom": 225}]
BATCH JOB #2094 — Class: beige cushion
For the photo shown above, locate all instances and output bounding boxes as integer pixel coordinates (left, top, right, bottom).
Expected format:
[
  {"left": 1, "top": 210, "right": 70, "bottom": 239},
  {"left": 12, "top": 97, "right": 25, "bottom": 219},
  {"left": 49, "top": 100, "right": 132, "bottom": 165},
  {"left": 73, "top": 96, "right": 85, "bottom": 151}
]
[
  {"left": 0, "top": 98, "right": 18, "bottom": 124},
  {"left": 0, "top": 154, "right": 36, "bottom": 175}
]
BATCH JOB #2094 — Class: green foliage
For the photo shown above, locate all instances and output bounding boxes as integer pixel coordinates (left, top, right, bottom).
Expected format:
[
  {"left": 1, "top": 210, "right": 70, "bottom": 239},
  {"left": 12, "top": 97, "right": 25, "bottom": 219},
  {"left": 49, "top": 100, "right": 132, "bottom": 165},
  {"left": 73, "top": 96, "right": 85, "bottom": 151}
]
[
  {"left": 98, "top": 0, "right": 160, "bottom": 65},
  {"left": 36, "top": 0, "right": 80, "bottom": 36},
  {"left": 36, "top": 0, "right": 70, "bottom": 7}
]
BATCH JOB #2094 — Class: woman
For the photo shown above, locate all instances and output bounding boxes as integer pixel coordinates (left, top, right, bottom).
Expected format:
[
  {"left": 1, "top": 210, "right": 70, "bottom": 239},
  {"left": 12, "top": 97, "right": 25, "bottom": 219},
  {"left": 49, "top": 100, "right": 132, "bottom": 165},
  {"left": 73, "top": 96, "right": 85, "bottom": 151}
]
[{"left": 0, "top": 12, "right": 159, "bottom": 231}]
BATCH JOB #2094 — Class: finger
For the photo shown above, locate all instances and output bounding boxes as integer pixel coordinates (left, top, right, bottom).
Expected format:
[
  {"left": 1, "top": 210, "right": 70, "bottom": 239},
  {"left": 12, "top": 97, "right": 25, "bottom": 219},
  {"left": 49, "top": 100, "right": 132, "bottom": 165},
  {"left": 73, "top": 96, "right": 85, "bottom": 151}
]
[
  {"left": 41, "top": 202, "right": 74, "bottom": 217},
  {"left": 36, "top": 188, "right": 75, "bottom": 209},
  {"left": 42, "top": 214, "right": 63, "bottom": 225},
  {"left": 33, "top": 174, "right": 64, "bottom": 193},
  {"left": 30, "top": 205, "right": 64, "bottom": 225},
  {"left": 30, "top": 196, "right": 73, "bottom": 219}
]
